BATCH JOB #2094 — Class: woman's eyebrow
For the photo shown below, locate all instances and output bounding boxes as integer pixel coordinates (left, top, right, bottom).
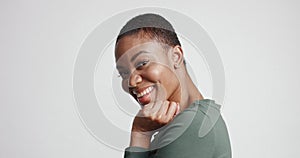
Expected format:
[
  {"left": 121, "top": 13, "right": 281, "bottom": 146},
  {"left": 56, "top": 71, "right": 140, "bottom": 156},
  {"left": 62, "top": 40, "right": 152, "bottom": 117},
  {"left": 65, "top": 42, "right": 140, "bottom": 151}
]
[
  {"left": 116, "top": 51, "right": 150, "bottom": 69},
  {"left": 130, "top": 51, "right": 149, "bottom": 62}
]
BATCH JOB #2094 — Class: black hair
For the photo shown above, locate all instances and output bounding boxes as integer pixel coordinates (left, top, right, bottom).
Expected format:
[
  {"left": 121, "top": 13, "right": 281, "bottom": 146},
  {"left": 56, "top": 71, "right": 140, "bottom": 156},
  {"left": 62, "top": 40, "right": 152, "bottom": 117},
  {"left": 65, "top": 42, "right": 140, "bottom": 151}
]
[{"left": 116, "top": 13, "right": 181, "bottom": 47}]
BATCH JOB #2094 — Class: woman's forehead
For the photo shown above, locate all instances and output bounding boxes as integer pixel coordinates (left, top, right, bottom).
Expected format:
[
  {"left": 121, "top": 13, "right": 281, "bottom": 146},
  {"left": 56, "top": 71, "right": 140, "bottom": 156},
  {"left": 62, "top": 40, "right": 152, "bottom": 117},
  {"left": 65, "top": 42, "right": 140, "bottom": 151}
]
[{"left": 115, "top": 36, "right": 168, "bottom": 62}]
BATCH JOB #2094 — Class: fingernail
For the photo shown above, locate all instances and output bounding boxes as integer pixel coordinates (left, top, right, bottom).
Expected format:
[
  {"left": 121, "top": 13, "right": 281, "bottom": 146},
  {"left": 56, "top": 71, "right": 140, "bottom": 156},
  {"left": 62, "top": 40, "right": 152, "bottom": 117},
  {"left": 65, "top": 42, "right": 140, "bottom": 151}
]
[{"left": 175, "top": 103, "right": 180, "bottom": 115}]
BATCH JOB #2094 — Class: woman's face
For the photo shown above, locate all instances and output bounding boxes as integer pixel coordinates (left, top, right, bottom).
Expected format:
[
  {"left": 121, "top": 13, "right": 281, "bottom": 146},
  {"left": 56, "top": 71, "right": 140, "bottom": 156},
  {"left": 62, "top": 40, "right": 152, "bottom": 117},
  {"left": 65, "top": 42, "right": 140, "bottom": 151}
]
[{"left": 115, "top": 36, "right": 181, "bottom": 106}]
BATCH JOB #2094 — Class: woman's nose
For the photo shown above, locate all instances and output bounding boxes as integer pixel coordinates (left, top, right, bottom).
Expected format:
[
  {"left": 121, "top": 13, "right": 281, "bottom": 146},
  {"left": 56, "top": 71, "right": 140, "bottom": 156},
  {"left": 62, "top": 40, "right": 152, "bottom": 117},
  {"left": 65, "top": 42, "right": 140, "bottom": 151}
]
[{"left": 128, "top": 71, "right": 142, "bottom": 87}]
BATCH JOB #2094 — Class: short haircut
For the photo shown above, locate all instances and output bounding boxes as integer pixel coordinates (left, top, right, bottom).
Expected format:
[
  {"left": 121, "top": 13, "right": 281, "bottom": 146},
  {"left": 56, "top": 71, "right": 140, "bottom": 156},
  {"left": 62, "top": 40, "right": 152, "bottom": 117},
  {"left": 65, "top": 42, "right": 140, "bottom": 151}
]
[{"left": 116, "top": 13, "right": 181, "bottom": 47}]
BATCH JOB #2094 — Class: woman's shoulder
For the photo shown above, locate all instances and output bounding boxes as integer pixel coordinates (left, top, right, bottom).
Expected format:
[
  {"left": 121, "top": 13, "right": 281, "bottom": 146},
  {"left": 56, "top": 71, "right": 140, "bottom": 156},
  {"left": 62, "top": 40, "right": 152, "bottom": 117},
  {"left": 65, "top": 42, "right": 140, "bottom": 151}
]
[{"left": 150, "top": 99, "right": 222, "bottom": 149}]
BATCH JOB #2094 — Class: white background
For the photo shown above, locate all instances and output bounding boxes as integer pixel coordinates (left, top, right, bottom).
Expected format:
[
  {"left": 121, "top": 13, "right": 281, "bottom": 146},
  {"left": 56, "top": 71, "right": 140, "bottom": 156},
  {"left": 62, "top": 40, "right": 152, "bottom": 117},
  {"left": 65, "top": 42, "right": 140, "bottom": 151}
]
[{"left": 1, "top": 0, "right": 299, "bottom": 157}]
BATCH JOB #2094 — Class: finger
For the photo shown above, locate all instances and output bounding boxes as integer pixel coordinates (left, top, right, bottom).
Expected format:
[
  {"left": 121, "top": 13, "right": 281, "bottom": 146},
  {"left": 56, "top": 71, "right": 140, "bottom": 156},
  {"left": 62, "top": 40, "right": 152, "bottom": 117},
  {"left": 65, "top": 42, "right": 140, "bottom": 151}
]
[
  {"left": 150, "top": 100, "right": 164, "bottom": 116},
  {"left": 155, "top": 101, "right": 170, "bottom": 122},
  {"left": 143, "top": 99, "right": 161, "bottom": 110},
  {"left": 165, "top": 102, "right": 178, "bottom": 121},
  {"left": 140, "top": 100, "right": 163, "bottom": 118},
  {"left": 175, "top": 103, "right": 180, "bottom": 115}
]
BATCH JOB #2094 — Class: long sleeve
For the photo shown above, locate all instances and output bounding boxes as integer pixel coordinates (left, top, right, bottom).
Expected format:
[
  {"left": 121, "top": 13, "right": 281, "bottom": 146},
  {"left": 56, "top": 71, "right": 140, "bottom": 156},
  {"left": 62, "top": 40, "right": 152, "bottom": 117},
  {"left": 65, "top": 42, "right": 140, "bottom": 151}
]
[
  {"left": 124, "top": 147, "right": 150, "bottom": 158},
  {"left": 123, "top": 99, "right": 231, "bottom": 158}
]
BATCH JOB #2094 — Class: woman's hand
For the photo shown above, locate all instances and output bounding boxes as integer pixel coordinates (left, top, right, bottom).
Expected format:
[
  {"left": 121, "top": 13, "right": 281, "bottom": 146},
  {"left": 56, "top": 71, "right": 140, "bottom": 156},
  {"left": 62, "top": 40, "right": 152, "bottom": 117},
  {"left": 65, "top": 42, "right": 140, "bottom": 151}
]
[{"left": 130, "top": 101, "right": 180, "bottom": 148}]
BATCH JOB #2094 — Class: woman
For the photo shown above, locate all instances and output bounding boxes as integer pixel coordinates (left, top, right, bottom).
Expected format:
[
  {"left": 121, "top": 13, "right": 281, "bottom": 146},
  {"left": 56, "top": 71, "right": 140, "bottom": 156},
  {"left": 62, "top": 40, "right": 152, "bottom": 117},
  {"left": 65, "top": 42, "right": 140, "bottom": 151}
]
[{"left": 115, "top": 13, "right": 231, "bottom": 158}]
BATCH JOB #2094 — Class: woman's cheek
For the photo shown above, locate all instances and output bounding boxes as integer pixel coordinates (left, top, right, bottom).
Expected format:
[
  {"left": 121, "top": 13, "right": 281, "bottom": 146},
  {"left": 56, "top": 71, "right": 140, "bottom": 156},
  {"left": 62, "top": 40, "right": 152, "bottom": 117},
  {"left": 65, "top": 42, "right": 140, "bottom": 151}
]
[{"left": 144, "top": 64, "right": 164, "bottom": 81}]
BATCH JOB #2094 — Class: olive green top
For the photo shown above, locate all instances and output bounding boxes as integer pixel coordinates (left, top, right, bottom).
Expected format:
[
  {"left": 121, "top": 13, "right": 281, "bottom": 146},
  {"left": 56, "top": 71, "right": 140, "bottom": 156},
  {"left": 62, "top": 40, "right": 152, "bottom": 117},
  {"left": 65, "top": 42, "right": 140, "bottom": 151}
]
[{"left": 124, "top": 99, "right": 231, "bottom": 158}]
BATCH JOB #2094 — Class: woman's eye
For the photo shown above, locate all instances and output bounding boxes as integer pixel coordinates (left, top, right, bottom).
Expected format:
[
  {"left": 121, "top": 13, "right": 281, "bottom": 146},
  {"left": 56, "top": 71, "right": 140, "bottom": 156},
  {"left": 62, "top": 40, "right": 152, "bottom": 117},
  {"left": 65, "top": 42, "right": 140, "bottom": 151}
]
[
  {"left": 136, "top": 60, "right": 149, "bottom": 69},
  {"left": 118, "top": 71, "right": 129, "bottom": 79}
]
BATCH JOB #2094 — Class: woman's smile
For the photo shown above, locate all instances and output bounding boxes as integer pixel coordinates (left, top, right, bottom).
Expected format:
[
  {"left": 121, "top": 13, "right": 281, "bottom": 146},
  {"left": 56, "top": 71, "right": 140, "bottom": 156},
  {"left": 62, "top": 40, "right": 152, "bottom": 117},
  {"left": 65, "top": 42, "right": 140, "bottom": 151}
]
[
  {"left": 131, "top": 85, "right": 155, "bottom": 105},
  {"left": 134, "top": 86, "right": 154, "bottom": 98},
  {"left": 137, "top": 86, "right": 154, "bottom": 105}
]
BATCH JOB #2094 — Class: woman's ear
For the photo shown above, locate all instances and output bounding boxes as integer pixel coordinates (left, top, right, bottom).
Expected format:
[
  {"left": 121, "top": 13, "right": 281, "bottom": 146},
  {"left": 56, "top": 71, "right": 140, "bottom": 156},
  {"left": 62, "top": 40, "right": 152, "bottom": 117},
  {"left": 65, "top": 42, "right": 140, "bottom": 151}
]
[{"left": 172, "top": 45, "right": 184, "bottom": 69}]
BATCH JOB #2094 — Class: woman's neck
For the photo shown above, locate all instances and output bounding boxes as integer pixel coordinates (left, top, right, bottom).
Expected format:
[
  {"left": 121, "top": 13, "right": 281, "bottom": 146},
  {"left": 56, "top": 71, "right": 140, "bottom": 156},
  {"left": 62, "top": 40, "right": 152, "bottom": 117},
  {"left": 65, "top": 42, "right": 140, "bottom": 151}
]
[{"left": 180, "top": 74, "right": 204, "bottom": 110}]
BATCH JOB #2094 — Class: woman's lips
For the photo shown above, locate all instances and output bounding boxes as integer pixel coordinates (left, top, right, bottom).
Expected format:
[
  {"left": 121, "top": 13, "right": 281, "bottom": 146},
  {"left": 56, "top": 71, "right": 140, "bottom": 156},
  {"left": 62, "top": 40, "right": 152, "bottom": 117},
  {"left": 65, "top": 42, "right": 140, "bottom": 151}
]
[
  {"left": 132, "top": 86, "right": 155, "bottom": 105},
  {"left": 135, "top": 86, "right": 154, "bottom": 98}
]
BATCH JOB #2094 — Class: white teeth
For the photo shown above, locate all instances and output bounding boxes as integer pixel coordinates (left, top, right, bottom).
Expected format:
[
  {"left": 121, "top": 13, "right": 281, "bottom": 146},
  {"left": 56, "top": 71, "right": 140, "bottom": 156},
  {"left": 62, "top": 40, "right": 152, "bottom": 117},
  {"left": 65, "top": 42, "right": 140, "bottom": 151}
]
[{"left": 136, "top": 86, "right": 153, "bottom": 98}]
